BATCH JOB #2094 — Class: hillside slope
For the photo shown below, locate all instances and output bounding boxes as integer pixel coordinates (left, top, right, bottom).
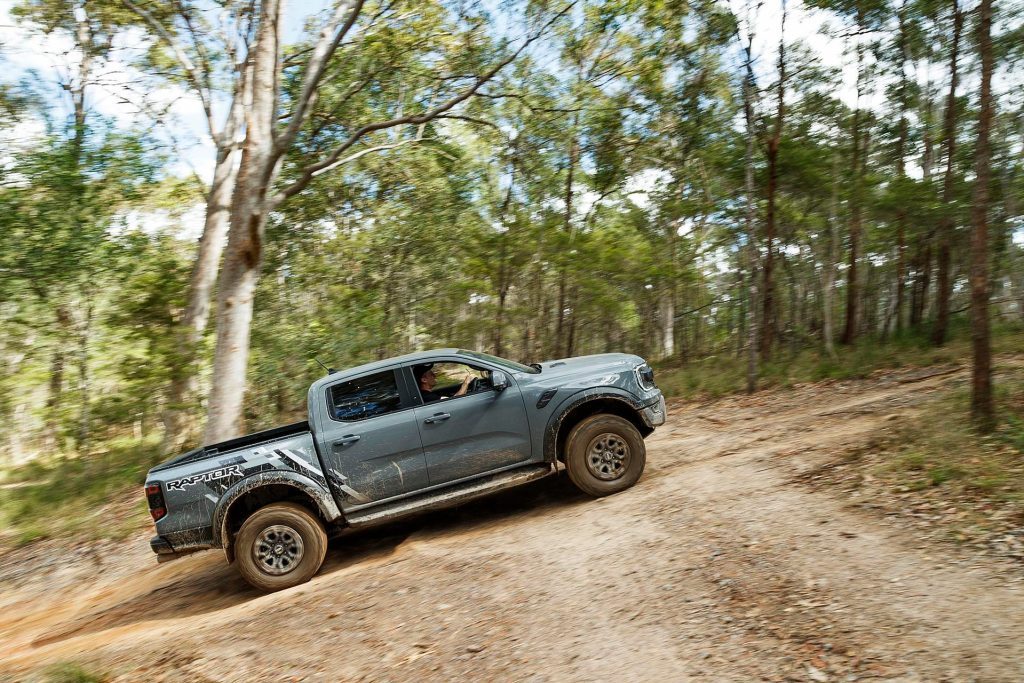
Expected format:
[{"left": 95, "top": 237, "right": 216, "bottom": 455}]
[{"left": 1, "top": 364, "right": 1022, "bottom": 682}]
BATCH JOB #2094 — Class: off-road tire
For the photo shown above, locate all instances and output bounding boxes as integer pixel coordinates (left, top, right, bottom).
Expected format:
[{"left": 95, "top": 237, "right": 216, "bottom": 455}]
[
  {"left": 234, "top": 502, "right": 328, "bottom": 592},
  {"left": 564, "top": 413, "right": 646, "bottom": 497}
]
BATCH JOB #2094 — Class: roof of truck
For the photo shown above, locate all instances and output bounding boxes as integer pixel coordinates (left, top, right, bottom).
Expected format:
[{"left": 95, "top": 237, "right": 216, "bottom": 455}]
[{"left": 307, "top": 348, "right": 463, "bottom": 394}]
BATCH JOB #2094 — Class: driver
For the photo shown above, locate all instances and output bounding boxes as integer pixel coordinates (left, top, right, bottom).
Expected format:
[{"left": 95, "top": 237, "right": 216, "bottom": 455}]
[{"left": 415, "top": 364, "right": 473, "bottom": 403}]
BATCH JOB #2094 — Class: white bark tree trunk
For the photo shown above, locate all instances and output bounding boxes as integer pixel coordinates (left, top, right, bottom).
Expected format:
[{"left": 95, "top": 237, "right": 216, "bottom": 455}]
[
  {"left": 203, "top": 0, "right": 281, "bottom": 444},
  {"left": 740, "top": 9, "right": 759, "bottom": 394},
  {"left": 822, "top": 153, "right": 840, "bottom": 358},
  {"left": 163, "top": 143, "right": 239, "bottom": 449},
  {"left": 660, "top": 295, "right": 675, "bottom": 359}
]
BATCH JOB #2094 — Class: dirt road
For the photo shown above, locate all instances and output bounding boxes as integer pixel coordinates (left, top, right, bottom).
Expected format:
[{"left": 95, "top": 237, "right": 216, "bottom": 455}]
[{"left": 2, "top": 368, "right": 1022, "bottom": 682}]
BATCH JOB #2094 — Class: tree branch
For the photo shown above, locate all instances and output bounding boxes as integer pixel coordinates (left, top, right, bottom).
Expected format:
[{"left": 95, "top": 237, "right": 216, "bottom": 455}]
[
  {"left": 310, "top": 126, "right": 427, "bottom": 179},
  {"left": 435, "top": 113, "right": 505, "bottom": 134},
  {"left": 271, "top": 2, "right": 575, "bottom": 208},
  {"left": 276, "top": 0, "right": 367, "bottom": 152},
  {"left": 122, "top": 0, "right": 218, "bottom": 139}
]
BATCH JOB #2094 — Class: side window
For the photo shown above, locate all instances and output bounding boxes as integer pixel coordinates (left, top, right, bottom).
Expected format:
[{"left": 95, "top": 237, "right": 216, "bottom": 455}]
[
  {"left": 411, "top": 362, "right": 492, "bottom": 403},
  {"left": 328, "top": 370, "right": 404, "bottom": 421}
]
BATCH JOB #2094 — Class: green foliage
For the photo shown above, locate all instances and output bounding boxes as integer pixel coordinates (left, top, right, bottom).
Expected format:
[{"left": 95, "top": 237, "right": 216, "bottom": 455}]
[
  {"left": 41, "top": 662, "right": 106, "bottom": 683},
  {"left": 878, "top": 364, "right": 1024, "bottom": 501},
  {"left": 0, "top": 436, "right": 159, "bottom": 546},
  {"left": 655, "top": 325, "right": 1024, "bottom": 400}
]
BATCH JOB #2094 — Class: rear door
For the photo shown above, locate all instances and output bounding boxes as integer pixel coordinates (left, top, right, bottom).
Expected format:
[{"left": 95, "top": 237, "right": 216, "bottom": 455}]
[
  {"left": 315, "top": 367, "right": 428, "bottom": 508},
  {"left": 406, "top": 359, "right": 533, "bottom": 486}
]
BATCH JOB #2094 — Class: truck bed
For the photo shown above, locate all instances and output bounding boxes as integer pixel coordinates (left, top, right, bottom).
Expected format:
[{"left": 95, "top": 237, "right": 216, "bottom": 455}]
[{"left": 150, "top": 421, "right": 311, "bottom": 473}]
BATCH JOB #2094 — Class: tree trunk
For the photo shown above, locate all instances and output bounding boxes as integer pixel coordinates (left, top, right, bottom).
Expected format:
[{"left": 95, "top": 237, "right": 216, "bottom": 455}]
[
  {"left": 821, "top": 152, "right": 840, "bottom": 357},
  {"left": 162, "top": 142, "right": 240, "bottom": 451},
  {"left": 761, "top": 3, "right": 787, "bottom": 360},
  {"left": 912, "top": 243, "right": 932, "bottom": 327},
  {"left": 494, "top": 284, "right": 508, "bottom": 357},
  {"left": 742, "top": 28, "right": 759, "bottom": 393},
  {"left": 203, "top": 0, "right": 282, "bottom": 444},
  {"left": 932, "top": 0, "right": 963, "bottom": 346},
  {"left": 660, "top": 295, "right": 675, "bottom": 359},
  {"left": 787, "top": 258, "right": 800, "bottom": 356},
  {"left": 565, "top": 285, "right": 579, "bottom": 357},
  {"left": 736, "top": 273, "right": 747, "bottom": 358},
  {"left": 75, "top": 301, "right": 93, "bottom": 454},
  {"left": 492, "top": 168, "right": 516, "bottom": 357},
  {"left": 842, "top": 14, "right": 866, "bottom": 345},
  {"left": 969, "top": 0, "right": 995, "bottom": 431},
  {"left": 555, "top": 120, "right": 579, "bottom": 358},
  {"left": 894, "top": 2, "right": 910, "bottom": 334},
  {"left": 895, "top": 224, "right": 906, "bottom": 333},
  {"left": 66, "top": 7, "right": 93, "bottom": 455},
  {"left": 45, "top": 304, "right": 72, "bottom": 443}
]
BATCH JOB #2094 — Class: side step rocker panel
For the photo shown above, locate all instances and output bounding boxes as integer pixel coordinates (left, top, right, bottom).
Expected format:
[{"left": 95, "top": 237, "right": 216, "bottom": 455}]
[{"left": 344, "top": 464, "right": 555, "bottom": 529}]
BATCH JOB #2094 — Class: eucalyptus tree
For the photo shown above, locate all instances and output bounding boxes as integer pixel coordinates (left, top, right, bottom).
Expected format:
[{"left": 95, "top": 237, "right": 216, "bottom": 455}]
[
  {"left": 804, "top": 0, "right": 888, "bottom": 345},
  {"left": 931, "top": 0, "right": 964, "bottom": 346},
  {"left": 118, "top": 0, "right": 572, "bottom": 442},
  {"left": 9, "top": 0, "right": 152, "bottom": 451},
  {"left": 620, "top": 0, "right": 735, "bottom": 361},
  {"left": 118, "top": 0, "right": 255, "bottom": 449},
  {"left": 759, "top": 0, "right": 788, "bottom": 358},
  {"left": 874, "top": 0, "right": 928, "bottom": 335},
  {"left": 970, "top": 0, "right": 996, "bottom": 430},
  {"left": 541, "top": 0, "right": 645, "bottom": 359},
  {"left": 736, "top": 0, "right": 760, "bottom": 391}
]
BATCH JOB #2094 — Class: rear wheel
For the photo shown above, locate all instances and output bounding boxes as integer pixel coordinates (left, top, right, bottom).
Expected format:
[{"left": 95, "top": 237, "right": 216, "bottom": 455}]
[
  {"left": 564, "top": 414, "right": 646, "bottom": 497},
  {"left": 234, "top": 502, "right": 327, "bottom": 592}
]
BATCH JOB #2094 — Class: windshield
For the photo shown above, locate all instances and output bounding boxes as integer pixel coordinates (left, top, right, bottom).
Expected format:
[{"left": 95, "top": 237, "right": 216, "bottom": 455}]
[{"left": 456, "top": 349, "right": 540, "bottom": 374}]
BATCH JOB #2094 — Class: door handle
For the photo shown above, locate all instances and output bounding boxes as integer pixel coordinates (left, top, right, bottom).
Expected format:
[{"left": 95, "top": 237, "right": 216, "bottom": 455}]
[
  {"left": 333, "top": 434, "right": 361, "bottom": 447},
  {"left": 423, "top": 412, "right": 451, "bottom": 424}
]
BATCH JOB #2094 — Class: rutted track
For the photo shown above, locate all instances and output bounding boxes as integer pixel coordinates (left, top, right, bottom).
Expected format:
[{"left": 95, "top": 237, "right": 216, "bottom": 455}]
[{"left": 2, "top": 366, "right": 1022, "bottom": 682}]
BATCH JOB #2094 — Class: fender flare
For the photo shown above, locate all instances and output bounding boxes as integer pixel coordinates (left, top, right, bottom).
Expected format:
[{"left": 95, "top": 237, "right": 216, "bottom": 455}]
[
  {"left": 212, "top": 470, "right": 343, "bottom": 550},
  {"left": 542, "top": 389, "right": 645, "bottom": 462}
]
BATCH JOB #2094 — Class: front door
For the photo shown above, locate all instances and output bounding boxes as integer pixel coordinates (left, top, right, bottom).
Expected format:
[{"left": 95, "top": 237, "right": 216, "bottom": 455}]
[
  {"left": 315, "top": 368, "right": 429, "bottom": 508},
  {"left": 408, "top": 360, "right": 533, "bottom": 486}
]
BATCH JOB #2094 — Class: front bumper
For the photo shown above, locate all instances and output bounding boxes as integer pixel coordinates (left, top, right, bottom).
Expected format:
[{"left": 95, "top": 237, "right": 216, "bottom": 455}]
[{"left": 640, "top": 394, "right": 667, "bottom": 428}]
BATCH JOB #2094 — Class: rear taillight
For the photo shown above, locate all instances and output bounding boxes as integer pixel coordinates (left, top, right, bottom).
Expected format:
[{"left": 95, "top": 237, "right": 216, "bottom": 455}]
[{"left": 145, "top": 483, "right": 166, "bottom": 522}]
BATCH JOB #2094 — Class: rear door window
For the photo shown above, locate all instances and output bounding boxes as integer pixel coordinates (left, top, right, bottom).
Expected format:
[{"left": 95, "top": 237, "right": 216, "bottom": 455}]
[{"left": 328, "top": 370, "right": 404, "bottom": 421}]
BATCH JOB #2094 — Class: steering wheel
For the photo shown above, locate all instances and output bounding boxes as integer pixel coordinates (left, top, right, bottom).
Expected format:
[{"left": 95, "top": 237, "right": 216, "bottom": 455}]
[{"left": 466, "top": 377, "right": 483, "bottom": 393}]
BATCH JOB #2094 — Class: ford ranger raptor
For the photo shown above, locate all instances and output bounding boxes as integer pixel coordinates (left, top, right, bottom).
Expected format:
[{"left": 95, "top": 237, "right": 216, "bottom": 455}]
[{"left": 145, "top": 349, "right": 666, "bottom": 591}]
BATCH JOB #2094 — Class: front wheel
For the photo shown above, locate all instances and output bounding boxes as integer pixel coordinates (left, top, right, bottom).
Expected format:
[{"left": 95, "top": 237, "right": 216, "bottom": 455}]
[
  {"left": 234, "top": 502, "right": 327, "bottom": 592},
  {"left": 564, "top": 414, "right": 646, "bottom": 497}
]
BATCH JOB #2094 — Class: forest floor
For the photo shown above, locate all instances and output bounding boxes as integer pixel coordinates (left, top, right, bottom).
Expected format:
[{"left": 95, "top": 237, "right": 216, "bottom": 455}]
[{"left": 1, "top": 358, "right": 1023, "bottom": 682}]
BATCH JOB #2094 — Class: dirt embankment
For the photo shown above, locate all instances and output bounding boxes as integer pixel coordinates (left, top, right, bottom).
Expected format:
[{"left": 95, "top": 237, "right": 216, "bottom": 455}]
[{"left": 2, "top": 365, "right": 1022, "bottom": 682}]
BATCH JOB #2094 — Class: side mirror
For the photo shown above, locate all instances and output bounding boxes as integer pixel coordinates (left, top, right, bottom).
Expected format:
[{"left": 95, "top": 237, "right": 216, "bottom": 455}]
[{"left": 491, "top": 370, "right": 509, "bottom": 392}]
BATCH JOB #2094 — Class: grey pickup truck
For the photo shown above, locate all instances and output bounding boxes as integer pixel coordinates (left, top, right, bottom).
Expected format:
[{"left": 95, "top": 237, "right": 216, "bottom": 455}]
[{"left": 145, "top": 349, "right": 666, "bottom": 591}]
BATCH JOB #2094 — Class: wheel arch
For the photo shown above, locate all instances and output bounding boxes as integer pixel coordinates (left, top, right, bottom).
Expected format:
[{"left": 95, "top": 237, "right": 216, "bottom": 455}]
[
  {"left": 213, "top": 471, "right": 342, "bottom": 562},
  {"left": 544, "top": 391, "right": 651, "bottom": 463}
]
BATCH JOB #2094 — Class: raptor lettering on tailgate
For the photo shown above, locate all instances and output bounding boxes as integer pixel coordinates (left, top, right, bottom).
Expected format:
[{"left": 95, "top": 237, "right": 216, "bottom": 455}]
[{"left": 165, "top": 465, "right": 243, "bottom": 492}]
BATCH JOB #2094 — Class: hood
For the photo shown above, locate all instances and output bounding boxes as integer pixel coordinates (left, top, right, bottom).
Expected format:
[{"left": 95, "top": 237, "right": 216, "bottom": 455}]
[{"left": 520, "top": 353, "right": 641, "bottom": 382}]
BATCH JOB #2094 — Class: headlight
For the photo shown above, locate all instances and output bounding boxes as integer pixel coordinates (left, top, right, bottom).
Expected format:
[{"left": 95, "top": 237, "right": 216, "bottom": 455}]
[{"left": 634, "top": 363, "right": 656, "bottom": 390}]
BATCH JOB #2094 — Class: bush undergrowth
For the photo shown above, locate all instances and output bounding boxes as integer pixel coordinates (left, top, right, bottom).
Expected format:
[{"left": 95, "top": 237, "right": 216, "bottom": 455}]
[
  {"left": 42, "top": 662, "right": 106, "bottom": 683},
  {"left": 655, "top": 323, "right": 1023, "bottom": 400},
  {"left": 0, "top": 436, "right": 161, "bottom": 546},
  {"left": 877, "top": 368, "right": 1024, "bottom": 508}
]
